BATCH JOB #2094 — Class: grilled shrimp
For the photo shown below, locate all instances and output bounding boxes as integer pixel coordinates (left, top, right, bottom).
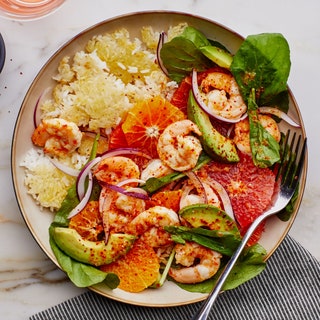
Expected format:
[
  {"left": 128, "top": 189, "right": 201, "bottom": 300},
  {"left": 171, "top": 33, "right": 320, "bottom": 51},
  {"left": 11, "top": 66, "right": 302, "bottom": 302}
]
[
  {"left": 157, "top": 119, "right": 202, "bottom": 172},
  {"left": 169, "top": 242, "right": 222, "bottom": 284},
  {"left": 126, "top": 206, "right": 180, "bottom": 247},
  {"left": 94, "top": 156, "right": 140, "bottom": 184},
  {"left": 126, "top": 206, "right": 180, "bottom": 235},
  {"left": 234, "top": 114, "right": 281, "bottom": 154},
  {"left": 200, "top": 71, "right": 247, "bottom": 121},
  {"left": 140, "top": 159, "right": 174, "bottom": 181},
  {"left": 31, "top": 118, "right": 82, "bottom": 157},
  {"left": 99, "top": 187, "right": 146, "bottom": 242}
]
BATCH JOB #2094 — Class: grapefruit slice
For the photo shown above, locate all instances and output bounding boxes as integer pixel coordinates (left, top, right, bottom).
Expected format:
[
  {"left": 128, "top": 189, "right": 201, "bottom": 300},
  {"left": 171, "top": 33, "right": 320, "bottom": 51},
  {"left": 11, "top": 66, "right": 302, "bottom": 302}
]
[{"left": 202, "top": 152, "right": 276, "bottom": 244}]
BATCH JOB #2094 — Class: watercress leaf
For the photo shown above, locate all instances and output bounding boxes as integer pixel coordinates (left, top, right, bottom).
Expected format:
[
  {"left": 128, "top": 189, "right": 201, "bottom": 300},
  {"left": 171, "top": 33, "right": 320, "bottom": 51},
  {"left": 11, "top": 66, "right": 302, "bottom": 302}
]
[
  {"left": 231, "top": 33, "right": 290, "bottom": 105},
  {"left": 248, "top": 89, "right": 280, "bottom": 168},
  {"left": 49, "top": 226, "right": 119, "bottom": 288}
]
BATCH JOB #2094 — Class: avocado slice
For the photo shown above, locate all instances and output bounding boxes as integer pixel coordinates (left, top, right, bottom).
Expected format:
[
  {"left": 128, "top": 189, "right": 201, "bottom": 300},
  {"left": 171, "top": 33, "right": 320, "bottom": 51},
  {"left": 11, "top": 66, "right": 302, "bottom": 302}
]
[
  {"left": 179, "top": 203, "right": 240, "bottom": 236},
  {"left": 187, "top": 92, "right": 239, "bottom": 162},
  {"left": 52, "top": 227, "right": 136, "bottom": 266},
  {"left": 199, "top": 45, "right": 233, "bottom": 69}
]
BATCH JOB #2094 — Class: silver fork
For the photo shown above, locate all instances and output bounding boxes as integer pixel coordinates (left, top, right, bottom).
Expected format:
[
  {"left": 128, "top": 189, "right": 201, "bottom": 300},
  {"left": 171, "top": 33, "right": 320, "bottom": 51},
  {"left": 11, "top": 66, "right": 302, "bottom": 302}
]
[{"left": 191, "top": 130, "right": 307, "bottom": 320}]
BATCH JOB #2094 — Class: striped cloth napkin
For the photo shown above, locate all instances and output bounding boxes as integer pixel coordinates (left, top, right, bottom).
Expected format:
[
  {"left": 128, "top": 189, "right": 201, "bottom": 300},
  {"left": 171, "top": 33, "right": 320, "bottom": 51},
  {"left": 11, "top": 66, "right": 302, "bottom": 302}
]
[{"left": 30, "top": 236, "right": 320, "bottom": 320}]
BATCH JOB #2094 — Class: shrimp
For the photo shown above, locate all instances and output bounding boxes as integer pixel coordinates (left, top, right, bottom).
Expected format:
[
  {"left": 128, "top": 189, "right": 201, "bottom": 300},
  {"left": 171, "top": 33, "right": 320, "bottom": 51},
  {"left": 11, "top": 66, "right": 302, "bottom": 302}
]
[
  {"left": 126, "top": 206, "right": 180, "bottom": 235},
  {"left": 94, "top": 156, "right": 140, "bottom": 184},
  {"left": 157, "top": 119, "right": 202, "bottom": 172},
  {"left": 200, "top": 71, "right": 247, "bottom": 121},
  {"left": 234, "top": 114, "right": 281, "bottom": 155},
  {"left": 99, "top": 187, "right": 146, "bottom": 241},
  {"left": 140, "top": 227, "right": 174, "bottom": 248},
  {"left": 169, "top": 242, "right": 222, "bottom": 284},
  {"left": 31, "top": 118, "right": 82, "bottom": 157},
  {"left": 115, "top": 193, "right": 146, "bottom": 215},
  {"left": 140, "top": 159, "right": 174, "bottom": 181},
  {"left": 126, "top": 206, "right": 180, "bottom": 247}
]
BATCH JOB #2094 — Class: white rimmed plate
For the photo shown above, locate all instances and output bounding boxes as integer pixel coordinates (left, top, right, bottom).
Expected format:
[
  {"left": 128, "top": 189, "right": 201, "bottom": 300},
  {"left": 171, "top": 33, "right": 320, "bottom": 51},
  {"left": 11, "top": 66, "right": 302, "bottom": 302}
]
[{"left": 11, "top": 11, "right": 307, "bottom": 307}]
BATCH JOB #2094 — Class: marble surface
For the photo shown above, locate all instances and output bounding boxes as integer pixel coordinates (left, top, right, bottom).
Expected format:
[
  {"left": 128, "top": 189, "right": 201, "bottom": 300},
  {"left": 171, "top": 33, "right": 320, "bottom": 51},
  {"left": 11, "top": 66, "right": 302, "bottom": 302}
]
[{"left": 0, "top": 0, "right": 319, "bottom": 319}]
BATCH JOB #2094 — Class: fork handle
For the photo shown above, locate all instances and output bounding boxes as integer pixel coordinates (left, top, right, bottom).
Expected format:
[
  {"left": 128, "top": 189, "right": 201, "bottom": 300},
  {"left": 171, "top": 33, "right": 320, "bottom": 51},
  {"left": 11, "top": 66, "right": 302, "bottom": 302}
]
[{"left": 191, "top": 211, "right": 271, "bottom": 320}]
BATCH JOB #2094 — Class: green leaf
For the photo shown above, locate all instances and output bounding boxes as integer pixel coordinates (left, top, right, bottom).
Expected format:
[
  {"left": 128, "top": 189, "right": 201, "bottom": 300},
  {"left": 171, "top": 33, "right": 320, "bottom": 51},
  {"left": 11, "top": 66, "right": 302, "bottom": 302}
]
[
  {"left": 52, "top": 184, "right": 79, "bottom": 227},
  {"left": 248, "top": 89, "right": 280, "bottom": 168},
  {"left": 49, "top": 134, "right": 118, "bottom": 289},
  {"left": 231, "top": 33, "right": 291, "bottom": 106},
  {"left": 160, "top": 27, "right": 212, "bottom": 82},
  {"left": 165, "top": 226, "right": 241, "bottom": 257},
  {"left": 143, "top": 152, "right": 211, "bottom": 193},
  {"left": 221, "top": 243, "right": 266, "bottom": 291},
  {"left": 181, "top": 26, "right": 211, "bottom": 47}
]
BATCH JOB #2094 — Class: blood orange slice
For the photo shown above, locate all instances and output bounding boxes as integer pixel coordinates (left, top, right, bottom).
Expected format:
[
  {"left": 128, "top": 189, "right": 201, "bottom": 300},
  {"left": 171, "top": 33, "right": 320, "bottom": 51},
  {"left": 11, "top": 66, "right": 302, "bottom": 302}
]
[
  {"left": 108, "top": 123, "right": 129, "bottom": 150},
  {"left": 146, "top": 190, "right": 182, "bottom": 212},
  {"left": 121, "top": 96, "right": 186, "bottom": 158},
  {"left": 170, "top": 76, "right": 192, "bottom": 115},
  {"left": 100, "top": 239, "right": 160, "bottom": 292},
  {"left": 202, "top": 152, "right": 276, "bottom": 244}
]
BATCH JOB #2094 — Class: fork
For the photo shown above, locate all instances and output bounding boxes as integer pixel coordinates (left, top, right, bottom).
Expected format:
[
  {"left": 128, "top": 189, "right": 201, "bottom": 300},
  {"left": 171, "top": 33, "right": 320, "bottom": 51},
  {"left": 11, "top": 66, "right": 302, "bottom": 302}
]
[{"left": 191, "top": 130, "right": 307, "bottom": 320}]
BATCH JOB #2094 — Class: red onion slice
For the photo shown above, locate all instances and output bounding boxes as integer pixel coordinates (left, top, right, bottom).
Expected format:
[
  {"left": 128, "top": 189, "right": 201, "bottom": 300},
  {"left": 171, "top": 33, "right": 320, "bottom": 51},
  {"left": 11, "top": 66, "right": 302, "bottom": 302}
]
[
  {"left": 204, "top": 176, "right": 235, "bottom": 220},
  {"left": 258, "top": 106, "right": 301, "bottom": 128},
  {"left": 33, "top": 87, "right": 52, "bottom": 128},
  {"left": 68, "top": 172, "right": 93, "bottom": 219},
  {"left": 116, "top": 178, "right": 146, "bottom": 187},
  {"left": 156, "top": 32, "right": 169, "bottom": 77},
  {"left": 33, "top": 95, "right": 41, "bottom": 129},
  {"left": 184, "top": 171, "right": 208, "bottom": 204},
  {"left": 76, "top": 156, "right": 102, "bottom": 200},
  {"left": 191, "top": 69, "right": 247, "bottom": 123},
  {"left": 99, "top": 181, "right": 149, "bottom": 200},
  {"left": 49, "top": 158, "right": 80, "bottom": 177}
]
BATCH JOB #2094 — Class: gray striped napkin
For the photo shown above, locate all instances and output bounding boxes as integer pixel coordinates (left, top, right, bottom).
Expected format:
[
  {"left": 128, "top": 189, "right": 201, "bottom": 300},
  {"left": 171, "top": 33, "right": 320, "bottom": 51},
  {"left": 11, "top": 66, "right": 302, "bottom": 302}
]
[{"left": 30, "top": 236, "right": 320, "bottom": 320}]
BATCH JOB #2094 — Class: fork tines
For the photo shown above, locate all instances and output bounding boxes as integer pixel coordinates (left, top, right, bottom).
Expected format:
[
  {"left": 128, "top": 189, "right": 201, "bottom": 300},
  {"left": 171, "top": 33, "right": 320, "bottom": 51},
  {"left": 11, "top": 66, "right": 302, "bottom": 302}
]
[{"left": 278, "top": 130, "right": 307, "bottom": 189}]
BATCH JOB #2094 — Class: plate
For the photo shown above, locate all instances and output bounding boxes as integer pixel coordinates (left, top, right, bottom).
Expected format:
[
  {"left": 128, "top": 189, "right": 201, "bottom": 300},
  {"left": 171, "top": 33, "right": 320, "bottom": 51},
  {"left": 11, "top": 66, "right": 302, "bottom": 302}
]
[{"left": 11, "top": 11, "right": 307, "bottom": 307}]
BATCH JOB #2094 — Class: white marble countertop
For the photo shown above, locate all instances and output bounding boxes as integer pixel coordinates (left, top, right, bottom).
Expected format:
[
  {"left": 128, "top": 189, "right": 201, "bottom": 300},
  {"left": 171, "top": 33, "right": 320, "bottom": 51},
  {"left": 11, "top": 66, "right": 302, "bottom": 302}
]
[{"left": 0, "top": 0, "right": 319, "bottom": 319}]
